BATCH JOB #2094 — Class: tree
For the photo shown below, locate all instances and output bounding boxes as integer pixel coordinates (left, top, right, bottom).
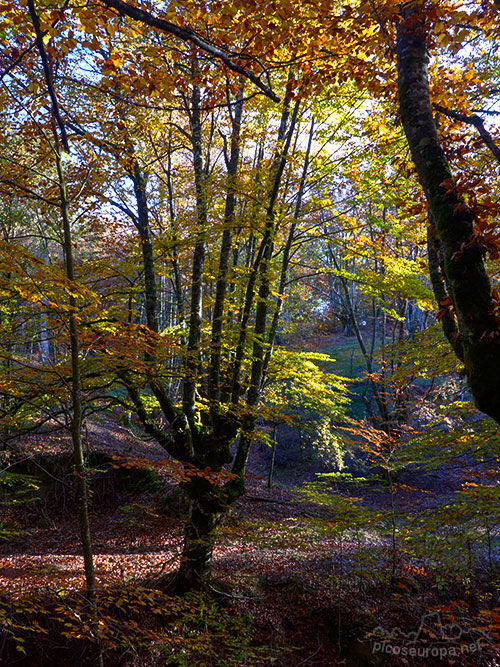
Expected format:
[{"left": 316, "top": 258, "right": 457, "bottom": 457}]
[
  {"left": 3, "top": 0, "right": 498, "bottom": 602},
  {"left": 116, "top": 81, "right": 317, "bottom": 593},
  {"left": 0, "top": 0, "right": 353, "bottom": 593},
  {"left": 396, "top": 1, "right": 500, "bottom": 423}
]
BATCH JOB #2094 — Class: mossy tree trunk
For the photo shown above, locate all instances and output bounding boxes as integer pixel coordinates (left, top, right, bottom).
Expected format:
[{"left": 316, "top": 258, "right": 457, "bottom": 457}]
[
  {"left": 397, "top": 3, "right": 500, "bottom": 423},
  {"left": 175, "top": 476, "right": 225, "bottom": 594}
]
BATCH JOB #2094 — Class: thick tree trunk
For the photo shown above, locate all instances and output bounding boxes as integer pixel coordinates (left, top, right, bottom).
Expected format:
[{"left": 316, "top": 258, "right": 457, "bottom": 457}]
[
  {"left": 176, "top": 502, "right": 220, "bottom": 594},
  {"left": 175, "top": 478, "right": 223, "bottom": 594},
  {"left": 397, "top": 4, "right": 500, "bottom": 423}
]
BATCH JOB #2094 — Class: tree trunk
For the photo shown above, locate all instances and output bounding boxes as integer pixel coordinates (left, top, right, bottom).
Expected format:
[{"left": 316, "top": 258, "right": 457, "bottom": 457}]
[
  {"left": 175, "top": 480, "right": 223, "bottom": 594},
  {"left": 267, "top": 423, "right": 278, "bottom": 489},
  {"left": 28, "top": 0, "right": 97, "bottom": 600},
  {"left": 183, "top": 77, "right": 207, "bottom": 426},
  {"left": 208, "top": 82, "right": 244, "bottom": 406},
  {"left": 131, "top": 160, "right": 158, "bottom": 334},
  {"left": 28, "top": 4, "right": 102, "bottom": 664},
  {"left": 397, "top": 3, "right": 500, "bottom": 423}
]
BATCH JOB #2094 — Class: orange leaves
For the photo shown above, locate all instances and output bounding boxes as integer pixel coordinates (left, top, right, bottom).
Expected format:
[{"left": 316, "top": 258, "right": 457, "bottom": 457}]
[
  {"left": 101, "top": 52, "right": 123, "bottom": 73},
  {"left": 181, "top": 464, "right": 237, "bottom": 486},
  {"left": 0, "top": 242, "right": 99, "bottom": 318},
  {"left": 436, "top": 296, "right": 454, "bottom": 322},
  {"left": 402, "top": 563, "right": 428, "bottom": 578},
  {"left": 107, "top": 453, "right": 236, "bottom": 488}
]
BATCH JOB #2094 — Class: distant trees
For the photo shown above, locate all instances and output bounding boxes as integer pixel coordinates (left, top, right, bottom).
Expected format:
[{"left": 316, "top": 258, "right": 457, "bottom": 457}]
[
  {"left": 1, "top": 0, "right": 352, "bottom": 593},
  {"left": 0, "top": 0, "right": 498, "bottom": 597}
]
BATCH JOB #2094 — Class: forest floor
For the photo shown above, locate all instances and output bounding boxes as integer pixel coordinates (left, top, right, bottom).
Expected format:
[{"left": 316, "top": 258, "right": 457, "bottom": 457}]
[{"left": 1, "top": 406, "right": 500, "bottom": 666}]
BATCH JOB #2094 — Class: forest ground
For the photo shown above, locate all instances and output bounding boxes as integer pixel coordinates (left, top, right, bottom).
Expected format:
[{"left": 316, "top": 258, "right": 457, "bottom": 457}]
[{"left": 1, "top": 338, "right": 500, "bottom": 665}]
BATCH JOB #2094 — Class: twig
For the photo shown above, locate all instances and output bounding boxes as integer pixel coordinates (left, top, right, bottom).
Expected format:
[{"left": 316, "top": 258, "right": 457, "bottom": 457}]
[
  {"left": 207, "top": 583, "right": 263, "bottom": 601},
  {"left": 247, "top": 495, "right": 296, "bottom": 504},
  {"left": 294, "top": 642, "right": 322, "bottom": 666}
]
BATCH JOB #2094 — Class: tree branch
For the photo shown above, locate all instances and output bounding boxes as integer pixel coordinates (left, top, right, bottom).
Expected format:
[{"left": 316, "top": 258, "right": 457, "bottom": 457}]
[
  {"left": 98, "top": 0, "right": 279, "bottom": 103},
  {"left": 27, "top": 0, "right": 70, "bottom": 152},
  {"left": 433, "top": 103, "right": 500, "bottom": 166}
]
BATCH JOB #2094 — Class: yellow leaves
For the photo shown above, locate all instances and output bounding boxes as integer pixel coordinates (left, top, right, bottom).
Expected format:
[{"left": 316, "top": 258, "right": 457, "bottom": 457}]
[
  {"left": 108, "top": 52, "right": 123, "bottom": 69},
  {"left": 100, "top": 51, "right": 124, "bottom": 75},
  {"left": 463, "top": 69, "right": 479, "bottom": 85},
  {"left": 434, "top": 21, "right": 451, "bottom": 46},
  {"left": 0, "top": 243, "right": 100, "bottom": 328},
  {"left": 264, "top": 347, "right": 350, "bottom": 428}
]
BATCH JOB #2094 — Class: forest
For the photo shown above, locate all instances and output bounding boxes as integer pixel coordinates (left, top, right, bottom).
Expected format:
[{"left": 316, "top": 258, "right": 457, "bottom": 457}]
[{"left": 1, "top": 0, "right": 500, "bottom": 664}]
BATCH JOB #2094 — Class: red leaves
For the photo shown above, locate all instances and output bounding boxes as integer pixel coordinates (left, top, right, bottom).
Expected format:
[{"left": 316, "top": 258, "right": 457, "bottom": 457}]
[
  {"left": 437, "top": 296, "right": 454, "bottom": 322},
  {"left": 439, "top": 178, "right": 454, "bottom": 193},
  {"left": 452, "top": 201, "right": 470, "bottom": 216},
  {"left": 479, "top": 329, "right": 500, "bottom": 344},
  {"left": 436, "top": 309, "right": 447, "bottom": 321}
]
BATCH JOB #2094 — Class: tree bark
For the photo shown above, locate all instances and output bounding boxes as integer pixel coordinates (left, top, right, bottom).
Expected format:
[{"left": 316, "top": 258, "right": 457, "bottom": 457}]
[
  {"left": 28, "top": 4, "right": 103, "bottom": 664},
  {"left": 27, "top": 0, "right": 98, "bottom": 601},
  {"left": 174, "top": 476, "right": 224, "bottom": 594},
  {"left": 208, "top": 82, "right": 244, "bottom": 407},
  {"left": 397, "top": 3, "right": 500, "bottom": 423},
  {"left": 130, "top": 159, "right": 158, "bottom": 334},
  {"left": 183, "top": 78, "right": 207, "bottom": 427}
]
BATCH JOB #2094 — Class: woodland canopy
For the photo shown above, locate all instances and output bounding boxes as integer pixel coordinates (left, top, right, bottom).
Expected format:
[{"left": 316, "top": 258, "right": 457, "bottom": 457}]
[{"left": 1, "top": 1, "right": 500, "bottom": 665}]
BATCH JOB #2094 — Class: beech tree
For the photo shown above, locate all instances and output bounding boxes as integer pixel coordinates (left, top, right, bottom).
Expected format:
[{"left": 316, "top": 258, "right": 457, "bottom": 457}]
[
  {"left": 113, "top": 85, "right": 343, "bottom": 592},
  {"left": 0, "top": 0, "right": 352, "bottom": 593},
  {"left": 2, "top": 0, "right": 499, "bottom": 601},
  {"left": 396, "top": 1, "right": 500, "bottom": 423}
]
